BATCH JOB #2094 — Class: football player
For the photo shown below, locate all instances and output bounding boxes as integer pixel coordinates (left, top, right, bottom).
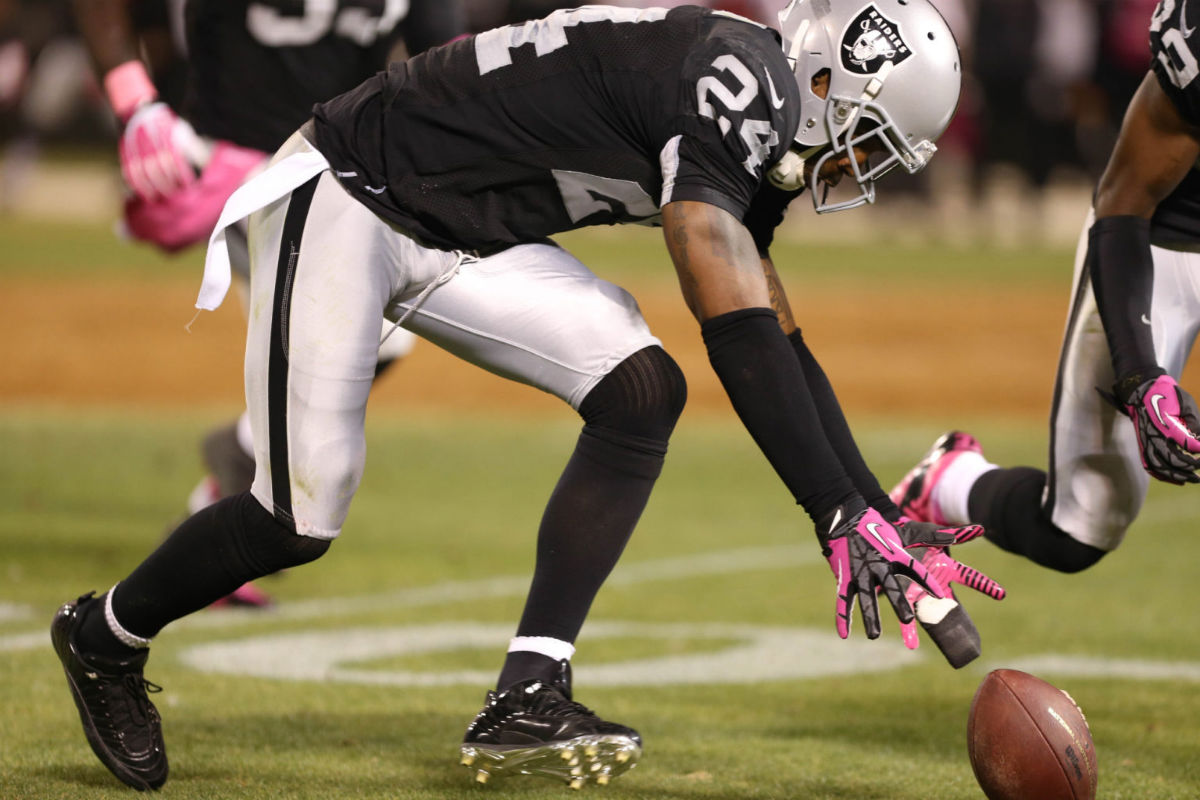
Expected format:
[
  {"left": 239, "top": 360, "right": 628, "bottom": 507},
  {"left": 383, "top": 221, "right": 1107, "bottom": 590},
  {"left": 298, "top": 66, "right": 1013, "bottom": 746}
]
[
  {"left": 53, "top": 1, "right": 981, "bottom": 791},
  {"left": 72, "top": 0, "right": 466, "bottom": 605},
  {"left": 892, "top": 0, "right": 1200, "bottom": 573}
]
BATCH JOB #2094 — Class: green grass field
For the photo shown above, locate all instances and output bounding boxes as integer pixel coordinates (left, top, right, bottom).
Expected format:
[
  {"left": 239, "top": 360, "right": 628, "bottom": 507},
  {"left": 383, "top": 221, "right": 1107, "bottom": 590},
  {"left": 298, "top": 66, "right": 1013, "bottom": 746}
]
[{"left": 3, "top": 217, "right": 1200, "bottom": 799}]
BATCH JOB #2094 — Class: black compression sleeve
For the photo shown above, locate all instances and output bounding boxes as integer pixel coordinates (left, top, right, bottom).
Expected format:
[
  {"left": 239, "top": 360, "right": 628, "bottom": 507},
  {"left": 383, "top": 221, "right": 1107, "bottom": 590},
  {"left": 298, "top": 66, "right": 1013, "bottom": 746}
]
[
  {"left": 1088, "top": 215, "right": 1163, "bottom": 393},
  {"left": 786, "top": 328, "right": 900, "bottom": 521},
  {"left": 701, "top": 307, "right": 857, "bottom": 522}
]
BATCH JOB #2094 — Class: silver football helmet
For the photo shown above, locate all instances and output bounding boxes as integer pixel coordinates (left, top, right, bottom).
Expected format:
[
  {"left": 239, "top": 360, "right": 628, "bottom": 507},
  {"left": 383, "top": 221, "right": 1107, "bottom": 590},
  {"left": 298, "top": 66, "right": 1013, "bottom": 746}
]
[{"left": 770, "top": 0, "right": 962, "bottom": 212}]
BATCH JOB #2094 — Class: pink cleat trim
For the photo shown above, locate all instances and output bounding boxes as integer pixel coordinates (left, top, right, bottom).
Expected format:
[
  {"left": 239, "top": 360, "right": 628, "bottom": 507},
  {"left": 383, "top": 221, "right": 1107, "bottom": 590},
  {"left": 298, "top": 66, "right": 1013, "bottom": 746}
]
[{"left": 889, "top": 431, "right": 982, "bottom": 525}]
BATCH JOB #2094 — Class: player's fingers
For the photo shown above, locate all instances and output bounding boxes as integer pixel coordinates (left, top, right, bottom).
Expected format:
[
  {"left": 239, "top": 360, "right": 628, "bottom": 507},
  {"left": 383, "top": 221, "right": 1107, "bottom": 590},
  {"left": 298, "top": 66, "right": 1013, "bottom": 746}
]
[
  {"left": 876, "top": 571, "right": 913, "bottom": 626},
  {"left": 949, "top": 524, "right": 986, "bottom": 545},
  {"left": 835, "top": 585, "right": 853, "bottom": 639},
  {"left": 899, "top": 618, "right": 919, "bottom": 649},
  {"left": 899, "top": 555, "right": 949, "bottom": 601},
  {"left": 857, "top": 584, "right": 882, "bottom": 639},
  {"left": 951, "top": 561, "right": 1006, "bottom": 601}
]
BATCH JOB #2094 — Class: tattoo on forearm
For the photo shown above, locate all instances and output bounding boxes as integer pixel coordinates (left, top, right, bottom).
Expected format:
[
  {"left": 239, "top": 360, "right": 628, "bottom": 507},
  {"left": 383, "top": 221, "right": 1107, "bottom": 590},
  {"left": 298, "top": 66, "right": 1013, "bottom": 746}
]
[{"left": 763, "top": 261, "right": 796, "bottom": 331}]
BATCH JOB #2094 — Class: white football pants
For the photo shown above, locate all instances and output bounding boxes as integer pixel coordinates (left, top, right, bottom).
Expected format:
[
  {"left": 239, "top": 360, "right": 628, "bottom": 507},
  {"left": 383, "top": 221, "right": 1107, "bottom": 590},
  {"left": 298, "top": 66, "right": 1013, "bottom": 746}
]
[
  {"left": 1046, "top": 209, "right": 1200, "bottom": 550},
  {"left": 241, "top": 134, "right": 659, "bottom": 538}
]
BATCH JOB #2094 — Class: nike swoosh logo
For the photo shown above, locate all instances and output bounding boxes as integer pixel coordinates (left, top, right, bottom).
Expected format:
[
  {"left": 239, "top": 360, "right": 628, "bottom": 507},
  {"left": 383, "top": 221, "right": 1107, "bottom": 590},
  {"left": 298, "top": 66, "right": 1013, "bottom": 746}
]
[
  {"left": 1184, "top": 0, "right": 1196, "bottom": 38},
  {"left": 1152, "top": 391, "right": 1197, "bottom": 438},
  {"left": 1151, "top": 393, "right": 1171, "bottom": 427},
  {"left": 1142, "top": 313, "right": 1152, "bottom": 326},
  {"left": 827, "top": 507, "right": 843, "bottom": 534},
  {"left": 764, "top": 68, "right": 785, "bottom": 109},
  {"left": 864, "top": 522, "right": 895, "bottom": 553}
]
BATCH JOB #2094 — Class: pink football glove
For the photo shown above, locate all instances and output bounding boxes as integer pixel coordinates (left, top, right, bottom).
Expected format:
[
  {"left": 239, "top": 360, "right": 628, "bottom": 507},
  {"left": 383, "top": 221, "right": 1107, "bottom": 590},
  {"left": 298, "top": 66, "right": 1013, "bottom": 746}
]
[
  {"left": 124, "top": 140, "right": 267, "bottom": 252},
  {"left": 118, "top": 101, "right": 199, "bottom": 201},
  {"left": 817, "top": 504, "right": 948, "bottom": 640},
  {"left": 889, "top": 520, "right": 1005, "bottom": 668},
  {"left": 104, "top": 60, "right": 198, "bottom": 201},
  {"left": 1121, "top": 373, "right": 1200, "bottom": 485}
]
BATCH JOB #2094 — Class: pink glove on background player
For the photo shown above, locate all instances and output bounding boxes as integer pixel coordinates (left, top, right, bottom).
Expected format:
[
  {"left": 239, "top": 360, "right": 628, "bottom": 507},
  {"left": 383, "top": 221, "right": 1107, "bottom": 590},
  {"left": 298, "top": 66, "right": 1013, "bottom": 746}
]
[
  {"left": 124, "top": 141, "right": 268, "bottom": 252},
  {"left": 105, "top": 60, "right": 197, "bottom": 201},
  {"left": 1122, "top": 373, "right": 1200, "bottom": 485}
]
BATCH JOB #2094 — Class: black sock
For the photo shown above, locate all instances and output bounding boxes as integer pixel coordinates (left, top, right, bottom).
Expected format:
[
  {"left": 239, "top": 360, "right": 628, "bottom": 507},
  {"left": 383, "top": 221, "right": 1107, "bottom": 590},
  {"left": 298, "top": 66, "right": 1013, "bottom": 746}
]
[
  {"left": 497, "top": 651, "right": 563, "bottom": 691},
  {"left": 75, "top": 592, "right": 141, "bottom": 662},
  {"left": 971, "top": 467, "right": 1106, "bottom": 573}
]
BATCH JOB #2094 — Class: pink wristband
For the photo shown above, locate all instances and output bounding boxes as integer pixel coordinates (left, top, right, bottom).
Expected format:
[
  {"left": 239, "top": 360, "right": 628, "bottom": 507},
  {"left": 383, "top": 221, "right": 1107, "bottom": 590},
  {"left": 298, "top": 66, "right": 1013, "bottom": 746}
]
[{"left": 103, "top": 60, "right": 157, "bottom": 122}]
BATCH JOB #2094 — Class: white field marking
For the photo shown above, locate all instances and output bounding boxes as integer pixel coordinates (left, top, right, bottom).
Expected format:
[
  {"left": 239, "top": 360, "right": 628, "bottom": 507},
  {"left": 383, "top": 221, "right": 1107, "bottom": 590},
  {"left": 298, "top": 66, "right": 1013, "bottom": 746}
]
[
  {"left": 175, "top": 544, "right": 818, "bottom": 630},
  {"left": 178, "top": 622, "right": 923, "bottom": 686},
  {"left": 993, "top": 655, "right": 1200, "bottom": 682},
  {"left": 0, "top": 602, "right": 32, "bottom": 622},
  {"left": 0, "top": 545, "right": 816, "bottom": 651},
  {"left": 0, "top": 632, "right": 46, "bottom": 652}
]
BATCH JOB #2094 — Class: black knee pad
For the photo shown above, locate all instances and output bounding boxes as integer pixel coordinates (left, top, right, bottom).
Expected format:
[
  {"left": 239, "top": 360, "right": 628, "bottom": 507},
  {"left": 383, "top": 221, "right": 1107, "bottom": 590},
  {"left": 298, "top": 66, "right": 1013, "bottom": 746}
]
[
  {"left": 235, "top": 492, "right": 332, "bottom": 574},
  {"left": 578, "top": 346, "right": 687, "bottom": 446}
]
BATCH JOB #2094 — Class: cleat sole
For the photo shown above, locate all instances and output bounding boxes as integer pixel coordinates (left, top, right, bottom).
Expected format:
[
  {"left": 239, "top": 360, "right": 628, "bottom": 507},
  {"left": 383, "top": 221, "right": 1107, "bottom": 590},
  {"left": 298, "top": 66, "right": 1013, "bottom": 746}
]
[{"left": 459, "top": 734, "right": 641, "bottom": 786}]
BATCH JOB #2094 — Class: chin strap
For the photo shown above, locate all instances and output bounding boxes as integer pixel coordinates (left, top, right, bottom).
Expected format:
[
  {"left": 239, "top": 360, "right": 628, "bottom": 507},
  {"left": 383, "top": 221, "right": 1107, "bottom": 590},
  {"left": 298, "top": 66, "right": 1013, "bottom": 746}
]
[{"left": 767, "top": 144, "right": 821, "bottom": 191}]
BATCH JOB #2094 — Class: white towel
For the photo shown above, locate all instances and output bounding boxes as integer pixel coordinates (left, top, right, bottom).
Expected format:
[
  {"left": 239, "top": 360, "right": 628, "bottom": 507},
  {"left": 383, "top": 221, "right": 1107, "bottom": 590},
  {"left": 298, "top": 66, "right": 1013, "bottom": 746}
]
[{"left": 197, "top": 147, "right": 330, "bottom": 311}]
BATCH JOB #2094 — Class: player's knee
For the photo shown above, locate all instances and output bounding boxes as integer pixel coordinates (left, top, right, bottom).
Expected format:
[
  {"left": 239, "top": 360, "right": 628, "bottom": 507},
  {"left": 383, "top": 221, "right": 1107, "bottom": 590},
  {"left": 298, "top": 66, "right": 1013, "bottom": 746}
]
[
  {"left": 579, "top": 345, "right": 687, "bottom": 444},
  {"left": 1044, "top": 535, "right": 1107, "bottom": 574},
  {"left": 239, "top": 492, "right": 333, "bottom": 573}
]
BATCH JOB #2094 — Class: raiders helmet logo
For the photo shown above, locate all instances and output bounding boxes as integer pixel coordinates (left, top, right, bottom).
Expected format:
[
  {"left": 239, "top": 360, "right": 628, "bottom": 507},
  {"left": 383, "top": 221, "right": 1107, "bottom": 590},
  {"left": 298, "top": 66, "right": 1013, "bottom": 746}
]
[{"left": 840, "top": 5, "right": 912, "bottom": 74}]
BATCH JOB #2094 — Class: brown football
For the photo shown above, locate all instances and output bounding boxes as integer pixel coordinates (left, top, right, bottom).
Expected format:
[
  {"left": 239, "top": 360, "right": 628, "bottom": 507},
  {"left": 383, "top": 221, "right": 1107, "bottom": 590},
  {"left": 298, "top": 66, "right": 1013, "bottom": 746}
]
[{"left": 967, "top": 669, "right": 1097, "bottom": 800}]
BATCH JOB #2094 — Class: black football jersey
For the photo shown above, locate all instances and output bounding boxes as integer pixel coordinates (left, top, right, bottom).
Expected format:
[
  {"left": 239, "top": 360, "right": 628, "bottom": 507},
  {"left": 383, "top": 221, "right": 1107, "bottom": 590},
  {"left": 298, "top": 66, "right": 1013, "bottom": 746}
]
[
  {"left": 312, "top": 5, "right": 802, "bottom": 252},
  {"left": 178, "top": 0, "right": 463, "bottom": 153},
  {"left": 1148, "top": 0, "right": 1200, "bottom": 243}
]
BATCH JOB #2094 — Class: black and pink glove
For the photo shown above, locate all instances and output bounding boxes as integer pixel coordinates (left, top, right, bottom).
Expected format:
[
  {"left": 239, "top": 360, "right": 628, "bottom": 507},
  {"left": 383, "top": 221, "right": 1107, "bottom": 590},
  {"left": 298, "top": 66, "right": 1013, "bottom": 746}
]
[
  {"left": 1113, "top": 372, "right": 1200, "bottom": 485},
  {"left": 816, "top": 503, "right": 949, "bottom": 640}
]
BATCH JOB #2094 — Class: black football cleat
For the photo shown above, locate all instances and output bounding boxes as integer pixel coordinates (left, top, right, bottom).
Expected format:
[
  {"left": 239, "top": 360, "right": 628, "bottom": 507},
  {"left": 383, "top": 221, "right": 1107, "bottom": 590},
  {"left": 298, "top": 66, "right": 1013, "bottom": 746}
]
[
  {"left": 460, "top": 662, "right": 641, "bottom": 789},
  {"left": 51, "top": 593, "right": 168, "bottom": 791}
]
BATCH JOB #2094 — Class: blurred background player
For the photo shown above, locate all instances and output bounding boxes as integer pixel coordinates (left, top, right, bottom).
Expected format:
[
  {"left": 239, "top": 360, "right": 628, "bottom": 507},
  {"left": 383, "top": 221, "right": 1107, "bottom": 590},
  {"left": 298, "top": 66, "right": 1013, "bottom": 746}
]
[
  {"left": 892, "top": 0, "right": 1200, "bottom": 573},
  {"left": 72, "top": 0, "right": 467, "bottom": 605}
]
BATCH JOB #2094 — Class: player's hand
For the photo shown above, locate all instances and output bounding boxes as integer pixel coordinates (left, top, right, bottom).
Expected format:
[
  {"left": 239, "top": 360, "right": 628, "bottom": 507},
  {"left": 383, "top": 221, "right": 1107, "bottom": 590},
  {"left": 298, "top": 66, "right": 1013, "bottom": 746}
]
[
  {"left": 885, "top": 520, "right": 995, "bottom": 648},
  {"left": 816, "top": 502, "right": 948, "bottom": 640},
  {"left": 891, "top": 520, "right": 1003, "bottom": 666},
  {"left": 118, "top": 101, "right": 198, "bottom": 202},
  {"left": 1118, "top": 373, "right": 1200, "bottom": 485}
]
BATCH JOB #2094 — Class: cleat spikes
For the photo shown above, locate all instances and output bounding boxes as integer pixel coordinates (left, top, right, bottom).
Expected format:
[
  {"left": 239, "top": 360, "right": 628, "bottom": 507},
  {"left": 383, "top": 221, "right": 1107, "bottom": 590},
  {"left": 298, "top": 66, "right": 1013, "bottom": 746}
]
[
  {"left": 597, "top": 774, "right": 610, "bottom": 785},
  {"left": 460, "top": 669, "right": 641, "bottom": 787}
]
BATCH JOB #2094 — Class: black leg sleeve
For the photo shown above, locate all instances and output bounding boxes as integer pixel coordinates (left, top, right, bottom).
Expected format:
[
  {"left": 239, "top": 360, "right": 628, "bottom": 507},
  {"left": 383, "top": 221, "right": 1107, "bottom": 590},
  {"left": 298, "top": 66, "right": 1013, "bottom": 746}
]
[
  {"left": 110, "top": 492, "right": 330, "bottom": 638},
  {"left": 702, "top": 308, "right": 856, "bottom": 523},
  {"left": 970, "top": 467, "right": 1106, "bottom": 573},
  {"left": 787, "top": 328, "right": 899, "bottom": 521},
  {"left": 509, "top": 347, "right": 686, "bottom": 647}
]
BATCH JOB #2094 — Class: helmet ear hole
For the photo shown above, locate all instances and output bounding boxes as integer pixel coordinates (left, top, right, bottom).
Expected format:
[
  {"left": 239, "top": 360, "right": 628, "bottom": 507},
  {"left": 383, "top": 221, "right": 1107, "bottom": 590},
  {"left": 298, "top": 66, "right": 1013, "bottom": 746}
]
[{"left": 810, "top": 68, "right": 831, "bottom": 99}]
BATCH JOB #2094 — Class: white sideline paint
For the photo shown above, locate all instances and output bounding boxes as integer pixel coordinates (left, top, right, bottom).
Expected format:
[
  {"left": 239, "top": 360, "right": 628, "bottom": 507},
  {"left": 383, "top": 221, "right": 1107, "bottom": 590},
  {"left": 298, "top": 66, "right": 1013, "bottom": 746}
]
[{"left": 178, "top": 622, "right": 923, "bottom": 686}]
